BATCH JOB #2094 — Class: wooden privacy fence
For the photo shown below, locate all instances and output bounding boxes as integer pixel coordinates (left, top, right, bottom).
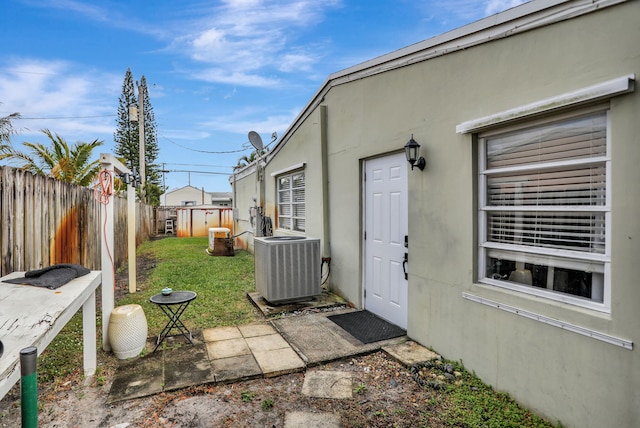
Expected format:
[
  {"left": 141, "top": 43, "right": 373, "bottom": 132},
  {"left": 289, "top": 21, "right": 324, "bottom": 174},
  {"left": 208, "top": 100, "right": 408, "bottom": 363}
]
[
  {"left": 0, "top": 166, "right": 153, "bottom": 277},
  {"left": 155, "top": 206, "right": 177, "bottom": 235}
]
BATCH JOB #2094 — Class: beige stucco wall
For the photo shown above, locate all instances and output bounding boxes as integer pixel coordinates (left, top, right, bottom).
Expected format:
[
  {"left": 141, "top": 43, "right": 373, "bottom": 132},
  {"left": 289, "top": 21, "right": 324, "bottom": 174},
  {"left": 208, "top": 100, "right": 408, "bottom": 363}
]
[
  {"left": 262, "top": 108, "right": 328, "bottom": 250},
  {"left": 319, "top": 3, "right": 639, "bottom": 427},
  {"left": 235, "top": 2, "right": 640, "bottom": 427},
  {"left": 233, "top": 112, "right": 329, "bottom": 260},
  {"left": 231, "top": 170, "right": 258, "bottom": 251},
  {"left": 163, "top": 186, "right": 210, "bottom": 206}
]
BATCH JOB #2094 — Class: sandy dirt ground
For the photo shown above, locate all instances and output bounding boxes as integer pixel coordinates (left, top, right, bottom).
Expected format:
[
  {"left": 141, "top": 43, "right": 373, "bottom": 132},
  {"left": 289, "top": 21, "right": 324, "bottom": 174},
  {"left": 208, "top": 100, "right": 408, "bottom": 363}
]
[{"left": 0, "top": 350, "right": 448, "bottom": 428}]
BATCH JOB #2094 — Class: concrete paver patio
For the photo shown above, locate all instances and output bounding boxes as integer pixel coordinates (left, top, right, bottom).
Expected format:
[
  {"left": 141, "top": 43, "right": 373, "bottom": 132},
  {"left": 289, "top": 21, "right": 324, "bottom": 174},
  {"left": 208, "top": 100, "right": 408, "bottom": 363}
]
[
  {"left": 109, "top": 322, "right": 306, "bottom": 402},
  {"left": 108, "top": 307, "right": 440, "bottom": 428},
  {"left": 108, "top": 310, "right": 435, "bottom": 403}
]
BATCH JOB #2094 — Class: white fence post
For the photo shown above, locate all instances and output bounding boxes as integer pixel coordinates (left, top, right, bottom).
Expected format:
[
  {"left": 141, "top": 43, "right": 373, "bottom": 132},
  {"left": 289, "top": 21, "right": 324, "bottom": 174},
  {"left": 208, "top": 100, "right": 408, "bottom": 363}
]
[{"left": 99, "top": 153, "right": 136, "bottom": 351}]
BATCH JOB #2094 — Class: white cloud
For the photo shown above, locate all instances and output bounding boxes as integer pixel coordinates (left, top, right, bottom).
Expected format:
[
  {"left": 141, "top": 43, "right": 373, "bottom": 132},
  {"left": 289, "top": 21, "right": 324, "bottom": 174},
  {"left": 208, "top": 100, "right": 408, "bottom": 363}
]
[
  {"left": 22, "top": 0, "right": 167, "bottom": 38},
  {"left": 277, "top": 51, "right": 316, "bottom": 73},
  {"left": 159, "top": 129, "right": 211, "bottom": 141},
  {"left": 192, "top": 69, "right": 280, "bottom": 87},
  {"left": 19, "top": 1, "right": 341, "bottom": 89},
  {"left": 0, "top": 58, "right": 120, "bottom": 141},
  {"left": 199, "top": 106, "right": 299, "bottom": 136},
  {"left": 174, "top": 0, "right": 341, "bottom": 85},
  {"left": 224, "top": 88, "right": 237, "bottom": 100}
]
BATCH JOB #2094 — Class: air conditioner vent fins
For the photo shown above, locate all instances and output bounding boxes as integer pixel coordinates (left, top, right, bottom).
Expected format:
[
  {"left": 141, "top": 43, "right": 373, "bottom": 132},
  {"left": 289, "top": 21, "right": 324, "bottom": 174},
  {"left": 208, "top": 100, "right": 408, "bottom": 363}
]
[{"left": 254, "top": 236, "right": 320, "bottom": 304}]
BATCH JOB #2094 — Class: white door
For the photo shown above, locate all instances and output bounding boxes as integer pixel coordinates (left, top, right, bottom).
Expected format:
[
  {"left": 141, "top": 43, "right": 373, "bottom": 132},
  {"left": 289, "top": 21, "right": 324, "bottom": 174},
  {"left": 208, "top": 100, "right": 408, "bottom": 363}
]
[{"left": 364, "top": 152, "right": 408, "bottom": 329}]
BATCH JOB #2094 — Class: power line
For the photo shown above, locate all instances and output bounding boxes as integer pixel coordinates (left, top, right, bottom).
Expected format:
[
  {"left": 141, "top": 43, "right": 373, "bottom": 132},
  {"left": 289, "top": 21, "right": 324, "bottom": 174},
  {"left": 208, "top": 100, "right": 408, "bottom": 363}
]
[
  {"left": 158, "top": 131, "right": 250, "bottom": 154},
  {"left": 162, "top": 162, "right": 234, "bottom": 168},
  {"left": 165, "top": 169, "right": 232, "bottom": 175},
  {"left": 15, "top": 114, "right": 116, "bottom": 120}
]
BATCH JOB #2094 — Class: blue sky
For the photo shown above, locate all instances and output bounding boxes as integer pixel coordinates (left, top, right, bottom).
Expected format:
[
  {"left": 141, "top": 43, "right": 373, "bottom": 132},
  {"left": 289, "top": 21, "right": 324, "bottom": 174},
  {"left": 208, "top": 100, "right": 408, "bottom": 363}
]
[{"left": 0, "top": 0, "right": 526, "bottom": 193}]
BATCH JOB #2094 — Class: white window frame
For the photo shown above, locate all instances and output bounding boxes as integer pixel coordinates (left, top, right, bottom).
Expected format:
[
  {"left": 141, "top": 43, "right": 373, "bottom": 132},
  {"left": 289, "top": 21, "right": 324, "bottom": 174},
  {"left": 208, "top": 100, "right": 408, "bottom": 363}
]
[
  {"left": 477, "top": 107, "right": 611, "bottom": 312},
  {"left": 459, "top": 76, "right": 635, "bottom": 313},
  {"left": 276, "top": 169, "right": 305, "bottom": 233}
]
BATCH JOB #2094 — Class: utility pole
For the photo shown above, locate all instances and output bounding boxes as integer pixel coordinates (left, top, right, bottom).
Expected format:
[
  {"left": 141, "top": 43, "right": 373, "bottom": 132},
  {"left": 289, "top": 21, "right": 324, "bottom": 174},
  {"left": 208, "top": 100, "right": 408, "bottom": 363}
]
[
  {"left": 137, "top": 81, "right": 146, "bottom": 203},
  {"left": 161, "top": 162, "right": 167, "bottom": 191}
]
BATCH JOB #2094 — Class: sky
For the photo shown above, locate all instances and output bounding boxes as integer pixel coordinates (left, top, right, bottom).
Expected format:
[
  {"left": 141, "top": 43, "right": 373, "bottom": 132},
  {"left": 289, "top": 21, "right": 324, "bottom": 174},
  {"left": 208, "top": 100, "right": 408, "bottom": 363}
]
[{"left": 0, "top": 0, "right": 527, "bottom": 193}]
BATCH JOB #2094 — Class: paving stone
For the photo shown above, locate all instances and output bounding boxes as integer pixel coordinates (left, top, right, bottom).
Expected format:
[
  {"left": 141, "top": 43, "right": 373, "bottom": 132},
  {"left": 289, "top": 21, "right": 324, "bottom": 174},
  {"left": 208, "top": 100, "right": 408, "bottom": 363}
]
[
  {"left": 246, "top": 334, "right": 290, "bottom": 352},
  {"left": 284, "top": 411, "right": 341, "bottom": 428},
  {"left": 383, "top": 340, "right": 440, "bottom": 366},
  {"left": 109, "top": 312, "right": 418, "bottom": 407},
  {"left": 253, "top": 347, "right": 305, "bottom": 377},
  {"left": 163, "top": 344, "right": 215, "bottom": 391},
  {"left": 107, "top": 352, "right": 164, "bottom": 403},
  {"left": 301, "top": 370, "right": 353, "bottom": 399},
  {"left": 206, "top": 337, "right": 251, "bottom": 359},
  {"left": 212, "top": 354, "right": 262, "bottom": 383},
  {"left": 203, "top": 326, "right": 242, "bottom": 342},
  {"left": 239, "top": 323, "right": 276, "bottom": 337},
  {"left": 272, "top": 312, "right": 403, "bottom": 365}
]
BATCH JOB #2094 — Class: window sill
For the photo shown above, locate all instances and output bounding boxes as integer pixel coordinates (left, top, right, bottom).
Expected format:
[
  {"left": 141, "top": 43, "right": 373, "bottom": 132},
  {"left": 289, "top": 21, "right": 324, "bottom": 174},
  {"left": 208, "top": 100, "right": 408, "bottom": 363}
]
[
  {"left": 463, "top": 285, "right": 632, "bottom": 350},
  {"left": 479, "top": 277, "right": 609, "bottom": 313}
]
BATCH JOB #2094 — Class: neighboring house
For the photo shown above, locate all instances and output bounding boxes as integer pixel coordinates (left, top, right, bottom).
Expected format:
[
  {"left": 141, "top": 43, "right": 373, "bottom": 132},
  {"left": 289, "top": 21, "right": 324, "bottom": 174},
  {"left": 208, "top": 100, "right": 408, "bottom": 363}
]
[
  {"left": 211, "top": 192, "right": 233, "bottom": 207},
  {"left": 160, "top": 185, "right": 232, "bottom": 207},
  {"left": 231, "top": 1, "right": 639, "bottom": 427},
  {"left": 159, "top": 185, "right": 234, "bottom": 236}
]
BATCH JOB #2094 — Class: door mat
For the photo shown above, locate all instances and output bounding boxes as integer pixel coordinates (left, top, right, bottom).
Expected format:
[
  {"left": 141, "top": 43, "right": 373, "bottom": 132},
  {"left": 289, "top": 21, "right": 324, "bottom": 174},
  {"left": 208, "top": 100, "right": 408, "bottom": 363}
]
[{"left": 327, "top": 310, "right": 406, "bottom": 344}]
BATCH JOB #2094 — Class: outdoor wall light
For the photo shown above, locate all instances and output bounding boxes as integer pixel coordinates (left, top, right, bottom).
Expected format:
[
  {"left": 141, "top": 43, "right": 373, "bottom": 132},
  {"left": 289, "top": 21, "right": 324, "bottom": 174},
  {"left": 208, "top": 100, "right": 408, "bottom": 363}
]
[
  {"left": 120, "top": 167, "right": 140, "bottom": 187},
  {"left": 404, "top": 135, "right": 426, "bottom": 171}
]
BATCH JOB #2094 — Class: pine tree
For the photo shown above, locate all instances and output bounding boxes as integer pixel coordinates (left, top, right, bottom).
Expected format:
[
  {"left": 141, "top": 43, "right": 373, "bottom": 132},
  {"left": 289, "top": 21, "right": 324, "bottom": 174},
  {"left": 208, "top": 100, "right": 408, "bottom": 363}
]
[
  {"left": 113, "top": 68, "right": 138, "bottom": 171},
  {"left": 139, "top": 76, "right": 162, "bottom": 205},
  {"left": 113, "top": 69, "right": 162, "bottom": 205}
]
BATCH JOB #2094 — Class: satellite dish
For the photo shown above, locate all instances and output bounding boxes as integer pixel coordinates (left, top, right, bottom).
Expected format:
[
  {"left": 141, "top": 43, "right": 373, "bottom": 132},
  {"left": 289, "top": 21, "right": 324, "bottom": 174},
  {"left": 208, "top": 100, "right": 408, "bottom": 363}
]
[{"left": 248, "top": 131, "right": 263, "bottom": 151}]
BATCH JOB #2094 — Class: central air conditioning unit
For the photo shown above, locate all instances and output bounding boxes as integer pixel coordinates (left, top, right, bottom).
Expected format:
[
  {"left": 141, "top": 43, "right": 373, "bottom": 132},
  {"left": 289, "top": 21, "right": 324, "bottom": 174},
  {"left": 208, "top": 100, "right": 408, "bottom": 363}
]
[{"left": 254, "top": 236, "right": 321, "bottom": 304}]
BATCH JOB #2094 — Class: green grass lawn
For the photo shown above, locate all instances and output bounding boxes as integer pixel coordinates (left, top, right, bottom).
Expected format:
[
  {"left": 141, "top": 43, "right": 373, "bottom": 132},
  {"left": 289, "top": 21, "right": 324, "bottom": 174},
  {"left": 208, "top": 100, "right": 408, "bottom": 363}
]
[
  {"left": 39, "top": 237, "right": 260, "bottom": 383},
  {"left": 116, "top": 237, "right": 261, "bottom": 334}
]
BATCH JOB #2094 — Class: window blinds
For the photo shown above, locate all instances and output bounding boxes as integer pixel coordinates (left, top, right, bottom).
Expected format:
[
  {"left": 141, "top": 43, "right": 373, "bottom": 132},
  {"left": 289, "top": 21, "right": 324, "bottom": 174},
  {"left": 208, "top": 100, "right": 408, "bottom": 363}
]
[
  {"left": 278, "top": 171, "right": 305, "bottom": 232},
  {"left": 483, "top": 112, "right": 607, "bottom": 254}
]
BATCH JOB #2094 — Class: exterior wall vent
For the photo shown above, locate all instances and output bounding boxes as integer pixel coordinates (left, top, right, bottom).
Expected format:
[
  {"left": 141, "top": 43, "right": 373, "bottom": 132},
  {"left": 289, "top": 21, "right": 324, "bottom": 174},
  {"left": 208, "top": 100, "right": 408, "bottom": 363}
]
[{"left": 254, "top": 236, "right": 321, "bottom": 304}]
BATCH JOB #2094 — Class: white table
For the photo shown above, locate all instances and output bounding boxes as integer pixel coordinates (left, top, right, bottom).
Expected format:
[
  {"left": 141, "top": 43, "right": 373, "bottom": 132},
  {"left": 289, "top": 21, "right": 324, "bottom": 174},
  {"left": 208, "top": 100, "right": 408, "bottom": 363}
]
[{"left": 0, "top": 270, "right": 101, "bottom": 400}]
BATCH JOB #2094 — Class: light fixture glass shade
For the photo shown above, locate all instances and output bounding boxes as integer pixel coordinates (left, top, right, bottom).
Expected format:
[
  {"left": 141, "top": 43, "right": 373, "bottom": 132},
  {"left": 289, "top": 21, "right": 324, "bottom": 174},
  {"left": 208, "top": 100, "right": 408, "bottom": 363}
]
[{"left": 404, "top": 136, "right": 420, "bottom": 165}]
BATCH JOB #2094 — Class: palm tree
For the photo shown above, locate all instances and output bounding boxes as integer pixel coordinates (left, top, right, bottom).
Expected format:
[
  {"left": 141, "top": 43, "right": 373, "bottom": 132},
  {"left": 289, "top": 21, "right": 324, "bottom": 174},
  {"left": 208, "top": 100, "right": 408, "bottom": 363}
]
[
  {"left": 0, "top": 111, "right": 20, "bottom": 144},
  {"left": 233, "top": 148, "right": 269, "bottom": 171},
  {"left": 233, "top": 153, "right": 255, "bottom": 171},
  {"left": 0, "top": 129, "right": 103, "bottom": 187}
]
